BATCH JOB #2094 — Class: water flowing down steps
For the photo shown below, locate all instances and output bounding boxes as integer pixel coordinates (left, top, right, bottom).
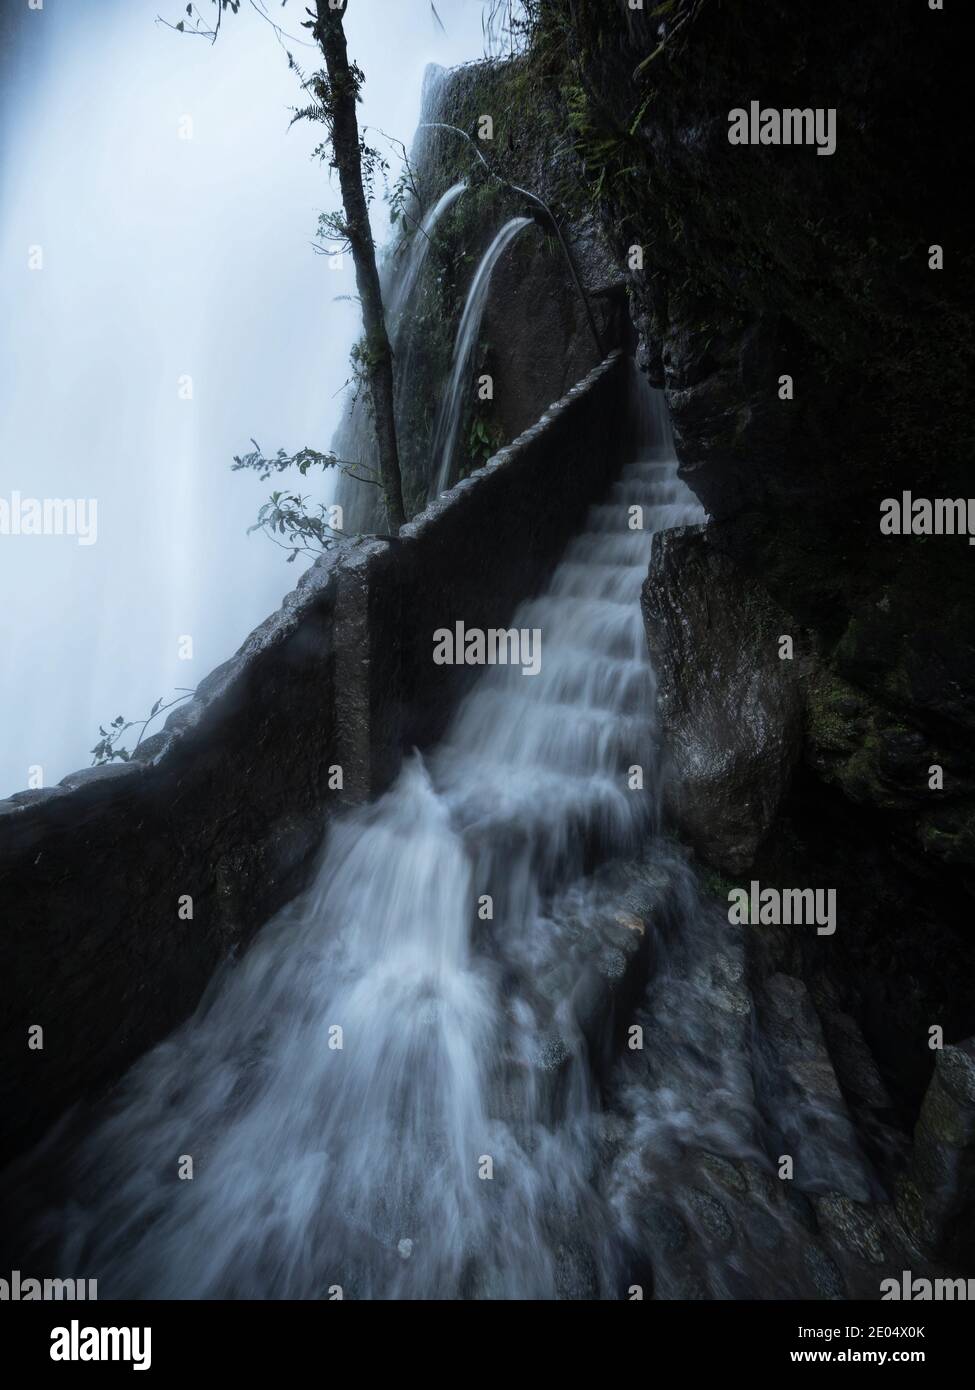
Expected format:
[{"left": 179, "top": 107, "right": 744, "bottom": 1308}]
[{"left": 4, "top": 389, "right": 940, "bottom": 1300}]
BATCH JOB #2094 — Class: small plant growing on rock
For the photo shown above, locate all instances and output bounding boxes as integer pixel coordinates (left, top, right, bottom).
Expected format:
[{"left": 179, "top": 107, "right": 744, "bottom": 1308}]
[
  {"left": 90, "top": 691, "right": 195, "bottom": 765},
  {"left": 467, "top": 416, "right": 505, "bottom": 467}
]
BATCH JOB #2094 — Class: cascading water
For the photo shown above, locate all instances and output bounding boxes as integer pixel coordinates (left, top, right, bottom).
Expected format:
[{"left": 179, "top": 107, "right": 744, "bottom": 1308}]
[
  {"left": 331, "top": 181, "right": 467, "bottom": 534},
  {"left": 6, "top": 375, "right": 889, "bottom": 1301},
  {"left": 386, "top": 181, "right": 467, "bottom": 328},
  {"left": 429, "top": 216, "right": 533, "bottom": 499},
  {"left": 384, "top": 180, "right": 466, "bottom": 463},
  {"left": 20, "top": 377, "right": 703, "bottom": 1300}
]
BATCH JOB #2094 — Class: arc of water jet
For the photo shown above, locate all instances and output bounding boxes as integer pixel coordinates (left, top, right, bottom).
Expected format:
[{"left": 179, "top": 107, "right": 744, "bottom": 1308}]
[
  {"left": 430, "top": 215, "right": 533, "bottom": 498},
  {"left": 388, "top": 180, "right": 467, "bottom": 334},
  {"left": 419, "top": 121, "right": 604, "bottom": 358}
]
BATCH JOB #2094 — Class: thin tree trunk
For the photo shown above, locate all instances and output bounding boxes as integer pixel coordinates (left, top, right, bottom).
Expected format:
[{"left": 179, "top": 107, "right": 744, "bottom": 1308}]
[{"left": 315, "top": 0, "right": 406, "bottom": 534}]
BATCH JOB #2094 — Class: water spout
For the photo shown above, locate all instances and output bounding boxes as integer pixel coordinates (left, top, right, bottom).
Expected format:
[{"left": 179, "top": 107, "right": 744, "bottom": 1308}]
[
  {"left": 387, "top": 180, "right": 466, "bottom": 331},
  {"left": 430, "top": 215, "right": 533, "bottom": 498},
  {"left": 331, "top": 180, "right": 469, "bottom": 532},
  {"left": 420, "top": 121, "right": 604, "bottom": 359}
]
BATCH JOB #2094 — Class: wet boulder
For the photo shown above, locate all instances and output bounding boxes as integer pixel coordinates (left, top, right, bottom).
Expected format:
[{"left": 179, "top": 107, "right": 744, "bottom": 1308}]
[
  {"left": 642, "top": 523, "right": 804, "bottom": 875},
  {"left": 897, "top": 1037, "right": 975, "bottom": 1264}
]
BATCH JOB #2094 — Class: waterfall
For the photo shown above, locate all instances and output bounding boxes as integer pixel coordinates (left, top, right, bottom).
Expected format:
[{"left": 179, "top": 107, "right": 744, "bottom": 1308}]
[
  {"left": 5, "top": 376, "right": 883, "bottom": 1300},
  {"left": 429, "top": 216, "right": 534, "bottom": 499},
  {"left": 26, "top": 380, "right": 706, "bottom": 1300},
  {"left": 332, "top": 181, "right": 467, "bottom": 534},
  {"left": 386, "top": 181, "right": 467, "bottom": 329},
  {"left": 387, "top": 180, "right": 466, "bottom": 438}
]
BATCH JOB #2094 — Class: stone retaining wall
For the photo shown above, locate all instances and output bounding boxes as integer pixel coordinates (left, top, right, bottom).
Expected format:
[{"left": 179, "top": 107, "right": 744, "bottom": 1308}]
[{"left": 0, "top": 350, "right": 629, "bottom": 1161}]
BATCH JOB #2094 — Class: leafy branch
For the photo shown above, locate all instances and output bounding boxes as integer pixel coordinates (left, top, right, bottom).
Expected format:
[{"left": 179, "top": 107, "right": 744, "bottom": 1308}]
[
  {"left": 232, "top": 440, "right": 381, "bottom": 562},
  {"left": 231, "top": 439, "right": 377, "bottom": 485},
  {"left": 365, "top": 125, "right": 423, "bottom": 230},
  {"left": 247, "top": 491, "right": 348, "bottom": 562},
  {"left": 159, "top": 0, "right": 314, "bottom": 52},
  {"left": 157, "top": 0, "right": 240, "bottom": 43},
  {"left": 91, "top": 691, "right": 196, "bottom": 765},
  {"left": 288, "top": 65, "right": 391, "bottom": 249}
]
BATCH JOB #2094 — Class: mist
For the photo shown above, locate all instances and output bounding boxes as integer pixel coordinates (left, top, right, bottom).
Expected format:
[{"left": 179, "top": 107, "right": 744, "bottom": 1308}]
[{"left": 0, "top": 0, "right": 488, "bottom": 797}]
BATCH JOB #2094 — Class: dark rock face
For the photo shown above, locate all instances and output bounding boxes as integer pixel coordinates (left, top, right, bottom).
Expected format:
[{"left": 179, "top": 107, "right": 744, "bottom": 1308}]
[
  {"left": 560, "top": 0, "right": 974, "bottom": 867},
  {"left": 549, "top": 0, "right": 975, "bottom": 1121},
  {"left": 0, "top": 353, "right": 629, "bottom": 1164},
  {"left": 482, "top": 213, "right": 623, "bottom": 450},
  {"left": 415, "top": 58, "right": 632, "bottom": 462},
  {"left": 643, "top": 524, "right": 804, "bottom": 874},
  {"left": 599, "top": 869, "right": 953, "bottom": 1299},
  {"left": 754, "top": 973, "right": 877, "bottom": 1203},
  {"left": 0, "top": 562, "right": 341, "bottom": 1166},
  {"left": 899, "top": 1039, "right": 975, "bottom": 1265},
  {"left": 336, "top": 58, "right": 630, "bottom": 533}
]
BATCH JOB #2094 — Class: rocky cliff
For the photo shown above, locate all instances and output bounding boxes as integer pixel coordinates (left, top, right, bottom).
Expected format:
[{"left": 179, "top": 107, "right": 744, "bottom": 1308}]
[
  {"left": 2, "top": 4, "right": 971, "bottom": 1284},
  {"left": 517, "top": 0, "right": 975, "bottom": 1133},
  {"left": 335, "top": 56, "right": 630, "bottom": 531}
]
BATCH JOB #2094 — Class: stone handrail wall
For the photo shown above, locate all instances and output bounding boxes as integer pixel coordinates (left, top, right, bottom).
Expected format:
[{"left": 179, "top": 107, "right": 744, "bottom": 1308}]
[{"left": 0, "top": 350, "right": 629, "bottom": 1161}]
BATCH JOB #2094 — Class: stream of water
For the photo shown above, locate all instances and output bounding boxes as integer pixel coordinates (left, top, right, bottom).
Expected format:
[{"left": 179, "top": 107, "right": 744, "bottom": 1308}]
[
  {"left": 25, "top": 382, "right": 709, "bottom": 1300},
  {"left": 4, "top": 369, "right": 892, "bottom": 1301},
  {"left": 387, "top": 181, "right": 467, "bottom": 327},
  {"left": 2, "top": 6, "right": 904, "bottom": 1307},
  {"left": 332, "top": 180, "right": 470, "bottom": 533},
  {"left": 429, "top": 216, "right": 534, "bottom": 498}
]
